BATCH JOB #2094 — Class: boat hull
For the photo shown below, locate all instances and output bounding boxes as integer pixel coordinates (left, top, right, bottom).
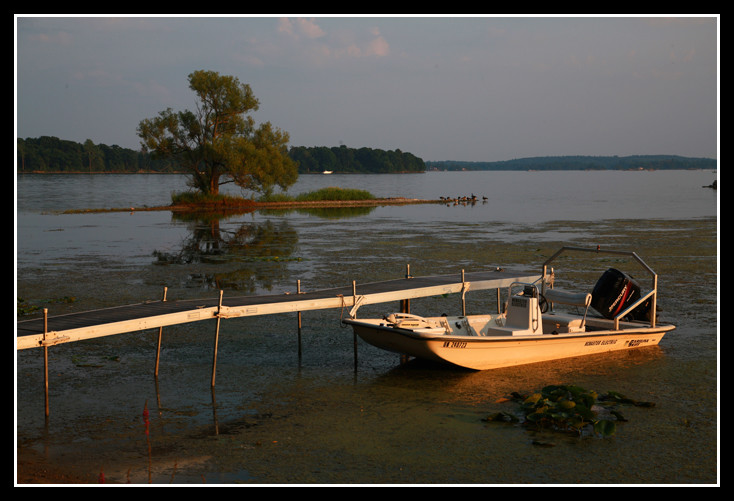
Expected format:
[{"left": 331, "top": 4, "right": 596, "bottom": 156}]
[{"left": 345, "top": 317, "right": 674, "bottom": 371}]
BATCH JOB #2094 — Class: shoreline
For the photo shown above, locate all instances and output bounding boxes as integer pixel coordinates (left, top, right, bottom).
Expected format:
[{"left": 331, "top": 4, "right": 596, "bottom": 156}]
[{"left": 61, "top": 197, "right": 445, "bottom": 214}]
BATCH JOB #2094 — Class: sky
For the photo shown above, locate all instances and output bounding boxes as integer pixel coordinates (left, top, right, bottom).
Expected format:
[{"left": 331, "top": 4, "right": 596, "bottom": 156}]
[{"left": 15, "top": 15, "right": 719, "bottom": 163}]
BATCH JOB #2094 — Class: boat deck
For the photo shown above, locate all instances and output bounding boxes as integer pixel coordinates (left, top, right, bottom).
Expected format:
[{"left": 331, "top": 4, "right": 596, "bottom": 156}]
[{"left": 17, "top": 268, "right": 541, "bottom": 350}]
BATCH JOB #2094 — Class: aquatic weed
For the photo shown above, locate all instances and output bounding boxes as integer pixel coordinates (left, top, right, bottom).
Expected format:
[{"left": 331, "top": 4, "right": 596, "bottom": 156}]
[
  {"left": 484, "top": 384, "right": 655, "bottom": 438},
  {"left": 17, "top": 296, "right": 77, "bottom": 317}
]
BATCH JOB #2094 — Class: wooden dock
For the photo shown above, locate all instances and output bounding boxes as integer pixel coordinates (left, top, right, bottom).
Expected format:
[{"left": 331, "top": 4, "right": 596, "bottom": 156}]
[
  {"left": 17, "top": 267, "right": 541, "bottom": 415},
  {"left": 17, "top": 268, "right": 540, "bottom": 351}
]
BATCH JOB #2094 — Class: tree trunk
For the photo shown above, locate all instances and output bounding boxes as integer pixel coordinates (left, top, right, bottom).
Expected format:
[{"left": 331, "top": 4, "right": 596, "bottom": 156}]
[{"left": 209, "top": 170, "right": 220, "bottom": 196}]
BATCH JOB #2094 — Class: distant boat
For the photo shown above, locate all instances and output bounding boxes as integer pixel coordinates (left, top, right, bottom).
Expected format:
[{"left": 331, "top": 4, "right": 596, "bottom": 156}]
[{"left": 323, "top": 170, "right": 333, "bottom": 175}]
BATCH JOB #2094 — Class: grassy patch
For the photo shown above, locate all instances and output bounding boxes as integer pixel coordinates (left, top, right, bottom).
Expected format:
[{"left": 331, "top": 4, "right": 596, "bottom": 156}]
[
  {"left": 297, "top": 187, "right": 375, "bottom": 201},
  {"left": 259, "top": 187, "right": 375, "bottom": 203}
]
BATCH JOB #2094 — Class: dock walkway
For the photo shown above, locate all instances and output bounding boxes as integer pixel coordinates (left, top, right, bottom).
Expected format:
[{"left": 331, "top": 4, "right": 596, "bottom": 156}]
[{"left": 17, "top": 268, "right": 540, "bottom": 351}]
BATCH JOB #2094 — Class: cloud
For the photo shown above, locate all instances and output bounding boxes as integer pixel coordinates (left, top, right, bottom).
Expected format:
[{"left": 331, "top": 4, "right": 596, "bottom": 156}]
[
  {"left": 355, "top": 27, "right": 390, "bottom": 57},
  {"left": 277, "top": 17, "right": 325, "bottom": 39},
  {"left": 16, "top": 16, "right": 717, "bottom": 161},
  {"left": 276, "top": 17, "right": 390, "bottom": 62}
]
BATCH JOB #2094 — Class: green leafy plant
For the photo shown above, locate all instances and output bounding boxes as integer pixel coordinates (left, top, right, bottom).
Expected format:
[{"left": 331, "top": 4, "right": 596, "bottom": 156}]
[
  {"left": 17, "top": 297, "right": 39, "bottom": 317},
  {"left": 484, "top": 384, "right": 655, "bottom": 438}
]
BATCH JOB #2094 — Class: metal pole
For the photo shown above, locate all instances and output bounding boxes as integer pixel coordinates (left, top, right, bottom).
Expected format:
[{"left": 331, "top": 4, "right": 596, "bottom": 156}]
[
  {"left": 43, "top": 308, "right": 49, "bottom": 417},
  {"left": 461, "top": 269, "right": 466, "bottom": 316},
  {"left": 297, "top": 280, "right": 302, "bottom": 360},
  {"left": 154, "top": 287, "right": 167, "bottom": 377},
  {"left": 402, "top": 264, "right": 411, "bottom": 313},
  {"left": 352, "top": 281, "right": 358, "bottom": 368},
  {"left": 650, "top": 274, "right": 658, "bottom": 328},
  {"left": 400, "top": 265, "right": 412, "bottom": 365},
  {"left": 211, "top": 290, "right": 224, "bottom": 387}
]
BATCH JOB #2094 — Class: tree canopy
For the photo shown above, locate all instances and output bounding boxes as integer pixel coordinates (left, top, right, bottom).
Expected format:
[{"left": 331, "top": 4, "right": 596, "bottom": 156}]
[
  {"left": 289, "top": 145, "right": 426, "bottom": 174},
  {"left": 137, "top": 70, "right": 298, "bottom": 196},
  {"left": 17, "top": 136, "right": 182, "bottom": 173}
]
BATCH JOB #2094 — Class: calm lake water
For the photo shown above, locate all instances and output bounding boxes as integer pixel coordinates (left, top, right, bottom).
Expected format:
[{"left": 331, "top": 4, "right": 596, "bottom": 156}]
[{"left": 16, "top": 170, "right": 719, "bottom": 484}]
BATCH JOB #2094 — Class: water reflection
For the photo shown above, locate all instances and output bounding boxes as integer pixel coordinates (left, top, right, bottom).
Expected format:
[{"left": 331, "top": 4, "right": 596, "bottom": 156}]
[
  {"left": 152, "top": 211, "right": 299, "bottom": 293},
  {"left": 259, "top": 206, "right": 376, "bottom": 219},
  {"left": 371, "top": 345, "right": 666, "bottom": 406},
  {"left": 148, "top": 205, "right": 386, "bottom": 293}
]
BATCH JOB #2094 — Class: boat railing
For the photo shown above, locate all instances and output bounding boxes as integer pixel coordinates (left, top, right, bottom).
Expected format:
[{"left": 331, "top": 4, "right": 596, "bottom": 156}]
[
  {"left": 612, "top": 289, "right": 657, "bottom": 330},
  {"left": 541, "top": 246, "right": 658, "bottom": 329}
]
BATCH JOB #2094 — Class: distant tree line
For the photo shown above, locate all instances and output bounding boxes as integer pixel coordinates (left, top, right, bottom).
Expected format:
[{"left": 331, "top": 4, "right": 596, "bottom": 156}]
[
  {"left": 17, "top": 137, "right": 428, "bottom": 175},
  {"left": 17, "top": 136, "right": 181, "bottom": 173},
  {"left": 289, "top": 145, "right": 426, "bottom": 174},
  {"left": 427, "top": 155, "right": 717, "bottom": 171},
  {"left": 18, "top": 137, "right": 715, "bottom": 175}
]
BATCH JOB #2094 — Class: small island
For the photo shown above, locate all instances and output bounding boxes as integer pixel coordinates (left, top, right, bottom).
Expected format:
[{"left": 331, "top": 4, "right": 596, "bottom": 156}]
[{"left": 61, "top": 187, "right": 443, "bottom": 215}]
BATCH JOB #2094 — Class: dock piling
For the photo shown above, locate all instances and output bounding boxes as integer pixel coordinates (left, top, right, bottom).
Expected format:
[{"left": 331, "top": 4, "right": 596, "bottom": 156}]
[
  {"left": 297, "top": 280, "right": 302, "bottom": 360},
  {"left": 352, "top": 281, "right": 358, "bottom": 368},
  {"left": 461, "top": 269, "right": 467, "bottom": 316},
  {"left": 154, "top": 287, "right": 168, "bottom": 377},
  {"left": 211, "top": 290, "right": 224, "bottom": 387},
  {"left": 401, "top": 264, "right": 412, "bottom": 313},
  {"left": 43, "top": 308, "right": 49, "bottom": 417}
]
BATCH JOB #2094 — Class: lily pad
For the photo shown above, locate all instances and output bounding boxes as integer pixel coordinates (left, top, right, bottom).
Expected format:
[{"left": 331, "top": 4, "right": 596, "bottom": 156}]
[{"left": 489, "top": 384, "right": 655, "bottom": 438}]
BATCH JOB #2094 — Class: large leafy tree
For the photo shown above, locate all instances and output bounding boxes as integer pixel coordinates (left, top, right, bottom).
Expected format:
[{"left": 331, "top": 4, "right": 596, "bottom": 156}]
[{"left": 137, "top": 70, "right": 298, "bottom": 196}]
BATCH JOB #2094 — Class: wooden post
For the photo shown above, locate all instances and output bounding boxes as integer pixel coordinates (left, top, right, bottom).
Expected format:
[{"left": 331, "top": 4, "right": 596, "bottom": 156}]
[
  {"left": 43, "top": 308, "right": 49, "bottom": 417},
  {"left": 211, "top": 290, "right": 224, "bottom": 387},
  {"left": 154, "top": 287, "right": 168, "bottom": 377}
]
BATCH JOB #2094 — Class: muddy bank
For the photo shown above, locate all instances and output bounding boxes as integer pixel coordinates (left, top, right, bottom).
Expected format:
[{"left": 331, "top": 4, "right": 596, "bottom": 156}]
[{"left": 17, "top": 447, "right": 98, "bottom": 484}]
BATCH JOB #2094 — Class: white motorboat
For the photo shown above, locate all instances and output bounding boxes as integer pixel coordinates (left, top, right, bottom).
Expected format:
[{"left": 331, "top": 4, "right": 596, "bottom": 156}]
[{"left": 343, "top": 247, "right": 675, "bottom": 370}]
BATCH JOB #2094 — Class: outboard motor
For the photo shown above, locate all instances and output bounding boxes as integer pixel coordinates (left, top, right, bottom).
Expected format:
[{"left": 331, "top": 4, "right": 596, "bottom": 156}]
[{"left": 591, "top": 268, "right": 651, "bottom": 321}]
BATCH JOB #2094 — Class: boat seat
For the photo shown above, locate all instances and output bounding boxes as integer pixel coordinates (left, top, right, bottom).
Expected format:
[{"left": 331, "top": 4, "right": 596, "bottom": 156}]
[
  {"left": 543, "top": 288, "right": 591, "bottom": 330},
  {"left": 544, "top": 288, "right": 591, "bottom": 307}
]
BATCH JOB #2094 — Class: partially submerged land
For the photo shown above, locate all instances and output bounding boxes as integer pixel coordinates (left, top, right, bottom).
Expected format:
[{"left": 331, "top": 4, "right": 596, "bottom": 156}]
[{"left": 61, "top": 187, "right": 443, "bottom": 214}]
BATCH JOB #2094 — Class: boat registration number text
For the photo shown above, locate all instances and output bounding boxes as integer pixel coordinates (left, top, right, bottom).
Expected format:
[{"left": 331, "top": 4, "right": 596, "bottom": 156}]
[{"left": 443, "top": 340, "right": 467, "bottom": 349}]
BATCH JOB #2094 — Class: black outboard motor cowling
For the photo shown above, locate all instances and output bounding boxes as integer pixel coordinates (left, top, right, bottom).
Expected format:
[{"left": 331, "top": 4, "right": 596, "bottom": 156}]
[{"left": 591, "top": 268, "right": 651, "bottom": 321}]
